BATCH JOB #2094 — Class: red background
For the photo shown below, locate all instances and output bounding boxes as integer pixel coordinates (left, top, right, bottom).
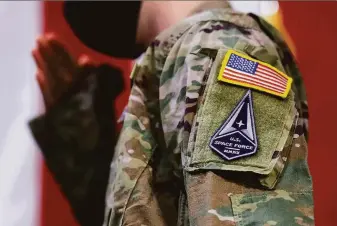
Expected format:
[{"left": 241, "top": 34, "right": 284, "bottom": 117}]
[{"left": 41, "top": 2, "right": 337, "bottom": 226}]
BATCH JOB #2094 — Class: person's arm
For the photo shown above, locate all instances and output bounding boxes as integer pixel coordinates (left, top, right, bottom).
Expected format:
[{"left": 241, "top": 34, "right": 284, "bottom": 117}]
[
  {"left": 180, "top": 14, "right": 314, "bottom": 226},
  {"left": 30, "top": 71, "right": 99, "bottom": 226},
  {"left": 104, "top": 11, "right": 314, "bottom": 225},
  {"left": 29, "top": 37, "right": 124, "bottom": 226},
  {"left": 102, "top": 45, "right": 183, "bottom": 225}
]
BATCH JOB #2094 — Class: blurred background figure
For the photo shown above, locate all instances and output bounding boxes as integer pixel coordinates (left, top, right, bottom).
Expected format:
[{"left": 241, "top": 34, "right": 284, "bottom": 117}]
[{"left": 30, "top": 34, "right": 124, "bottom": 226}]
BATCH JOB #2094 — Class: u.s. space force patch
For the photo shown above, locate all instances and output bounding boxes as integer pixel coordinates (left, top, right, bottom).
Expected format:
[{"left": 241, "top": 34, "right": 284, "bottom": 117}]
[
  {"left": 209, "top": 89, "right": 258, "bottom": 161},
  {"left": 218, "top": 49, "right": 292, "bottom": 98}
]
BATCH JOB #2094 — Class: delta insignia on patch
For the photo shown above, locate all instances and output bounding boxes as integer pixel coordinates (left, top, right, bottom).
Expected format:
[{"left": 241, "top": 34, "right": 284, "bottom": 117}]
[
  {"left": 209, "top": 90, "right": 258, "bottom": 161},
  {"left": 218, "top": 49, "right": 292, "bottom": 98}
]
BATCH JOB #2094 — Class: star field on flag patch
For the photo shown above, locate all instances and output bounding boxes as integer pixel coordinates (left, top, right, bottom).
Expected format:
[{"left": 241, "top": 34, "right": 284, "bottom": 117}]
[
  {"left": 218, "top": 49, "right": 292, "bottom": 98},
  {"left": 209, "top": 90, "right": 258, "bottom": 161}
]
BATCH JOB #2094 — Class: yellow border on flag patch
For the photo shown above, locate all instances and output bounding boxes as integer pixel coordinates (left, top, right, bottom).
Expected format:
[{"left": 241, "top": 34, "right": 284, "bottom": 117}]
[{"left": 217, "top": 49, "right": 293, "bottom": 98}]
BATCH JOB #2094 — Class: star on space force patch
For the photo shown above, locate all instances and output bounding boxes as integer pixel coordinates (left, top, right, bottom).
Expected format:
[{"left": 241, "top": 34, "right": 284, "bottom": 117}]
[
  {"left": 218, "top": 49, "right": 292, "bottom": 98},
  {"left": 209, "top": 90, "right": 258, "bottom": 161}
]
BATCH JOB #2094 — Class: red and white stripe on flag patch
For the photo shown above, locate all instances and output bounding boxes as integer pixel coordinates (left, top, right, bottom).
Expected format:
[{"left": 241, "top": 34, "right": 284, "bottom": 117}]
[{"left": 218, "top": 49, "right": 292, "bottom": 98}]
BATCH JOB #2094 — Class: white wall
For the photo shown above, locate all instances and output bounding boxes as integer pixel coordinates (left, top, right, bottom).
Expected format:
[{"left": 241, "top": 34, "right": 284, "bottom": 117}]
[{"left": 0, "top": 2, "right": 41, "bottom": 226}]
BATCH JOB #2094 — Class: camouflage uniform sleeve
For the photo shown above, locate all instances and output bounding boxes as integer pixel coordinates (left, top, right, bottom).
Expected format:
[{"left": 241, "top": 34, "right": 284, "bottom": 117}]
[
  {"left": 104, "top": 55, "right": 183, "bottom": 225},
  {"left": 179, "top": 14, "right": 314, "bottom": 226},
  {"left": 29, "top": 66, "right": 122, "bottom": 226},
  {"left": 105, "top": 9, "right": 314, "bottom": 226}
]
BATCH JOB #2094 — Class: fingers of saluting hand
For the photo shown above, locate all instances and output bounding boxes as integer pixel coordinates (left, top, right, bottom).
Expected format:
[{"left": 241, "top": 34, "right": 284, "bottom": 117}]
[
  {"left": 32, "top": 32, "right": 99, "bottom": 109},
  {"left": 32, "top": 32, "right": 78, "bottom": 108},
  {"left": 38, "top": 35, "right": 64, "bottom": 99},
  {"left": 33, "top": 33, "right": 76, "bottom": 84},
  {"left": 47, "top": 36, "right": 78, "bottom": 82},
  {"left": 31, "top": 34, "right": 52, "bottom": 73},
  {"left": 36, "top": 69, "right": 54, "bottom": 108},
  {"left": 31, "top": 47, "right": 44, "bottom": 72}
]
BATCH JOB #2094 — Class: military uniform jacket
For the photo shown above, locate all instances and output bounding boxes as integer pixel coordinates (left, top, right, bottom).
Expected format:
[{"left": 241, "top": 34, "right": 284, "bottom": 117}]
[
  {"left": 104, "top": 7, "right": 314, "bottom": 226},
  {"left": 30, "top": 7, "right": 314, "bottom": 226}
]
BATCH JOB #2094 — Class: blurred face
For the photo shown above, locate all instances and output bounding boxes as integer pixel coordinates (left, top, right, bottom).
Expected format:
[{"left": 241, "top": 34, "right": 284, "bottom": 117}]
[{"left": 136, "top": 1, "right": 206, "bottom": 46}]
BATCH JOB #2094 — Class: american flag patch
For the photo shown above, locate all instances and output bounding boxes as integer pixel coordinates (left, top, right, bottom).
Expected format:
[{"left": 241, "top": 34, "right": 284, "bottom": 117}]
[{"left": 218, "top": 50, "right": 292, "bottom": 98}]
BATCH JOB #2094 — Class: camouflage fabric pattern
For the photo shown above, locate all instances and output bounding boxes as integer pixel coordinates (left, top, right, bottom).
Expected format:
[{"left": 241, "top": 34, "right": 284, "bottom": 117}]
[{"left": 105, "top": 7, "right": 313, "bottom": 226}]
